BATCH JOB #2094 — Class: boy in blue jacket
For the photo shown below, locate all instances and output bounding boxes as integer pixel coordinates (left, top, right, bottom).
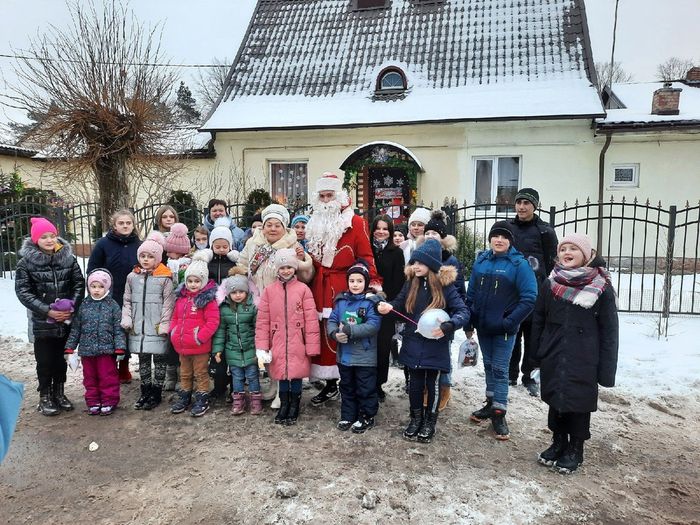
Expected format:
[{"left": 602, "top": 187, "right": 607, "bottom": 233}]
[{"left": 327, "top": 260, "right": 382, "bottom": 434}]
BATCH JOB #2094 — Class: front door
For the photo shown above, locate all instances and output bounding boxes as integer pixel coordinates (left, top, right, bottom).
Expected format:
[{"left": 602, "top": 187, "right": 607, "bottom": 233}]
[{"left": 368, "top": 167, "right": 410, "bottom": 223}]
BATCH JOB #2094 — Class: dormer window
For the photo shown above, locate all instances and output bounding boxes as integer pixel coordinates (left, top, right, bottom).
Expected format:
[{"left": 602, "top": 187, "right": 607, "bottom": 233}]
[
  {"left": 355, "top": 0, "right": 389, "bottom": 10},
  {"left": 376, "top": 67, "right": 407, "bottom": 92}
]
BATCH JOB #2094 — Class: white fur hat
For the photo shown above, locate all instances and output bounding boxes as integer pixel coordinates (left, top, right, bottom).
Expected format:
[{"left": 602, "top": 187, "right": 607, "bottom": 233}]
[
  {"left": 261, "top": 204, "right": 290, "bottom": 227},
  {"left": 408, "top": 207, "right": 431, "bottom": 225},
  {"left": 315, "top": 172, "right": 343, "bottom": 194}
]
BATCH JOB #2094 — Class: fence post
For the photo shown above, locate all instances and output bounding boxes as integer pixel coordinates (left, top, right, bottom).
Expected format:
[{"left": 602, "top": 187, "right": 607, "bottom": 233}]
[
  {"left": 54, "top": 206, "right": 67, "bottom": 239},
  {"left": 442, "top": 201, "right": 457, "bottom": 236},
  {"left": 548, "top": 205, "right": 556, "bottom": 228},
  {"left": 661, "top": 205, "right": 677, "bottom": 320}
]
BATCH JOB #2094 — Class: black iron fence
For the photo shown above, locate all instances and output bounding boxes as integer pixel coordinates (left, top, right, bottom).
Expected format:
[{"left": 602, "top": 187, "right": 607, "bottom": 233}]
[{"left": 2, "top": 197, "right": 698, "bottom": 315}]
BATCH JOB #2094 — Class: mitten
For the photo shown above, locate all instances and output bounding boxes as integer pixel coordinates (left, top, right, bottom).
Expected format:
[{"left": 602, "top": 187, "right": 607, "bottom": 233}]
[
  {"left": 256, "top": 349, "right": 272, "bottom": 364},
  {"left": 439, "top": 321, "right": 455, "bottom": 336}
]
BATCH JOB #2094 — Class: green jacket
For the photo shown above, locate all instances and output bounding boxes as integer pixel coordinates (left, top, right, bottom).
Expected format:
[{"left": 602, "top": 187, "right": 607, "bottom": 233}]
[{"left": 212, "top": 295, "right": 257, "bottom": 367}]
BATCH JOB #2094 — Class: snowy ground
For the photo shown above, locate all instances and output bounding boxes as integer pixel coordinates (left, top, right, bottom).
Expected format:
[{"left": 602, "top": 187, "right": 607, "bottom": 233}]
[{"left": 0, "top": 277, "right": 698, "bottom": 524}]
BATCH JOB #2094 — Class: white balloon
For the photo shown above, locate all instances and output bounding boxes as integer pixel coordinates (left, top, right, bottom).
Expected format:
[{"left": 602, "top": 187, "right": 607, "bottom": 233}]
[{"left": 416, "top": 309, "right": 450, "bottom": 339}]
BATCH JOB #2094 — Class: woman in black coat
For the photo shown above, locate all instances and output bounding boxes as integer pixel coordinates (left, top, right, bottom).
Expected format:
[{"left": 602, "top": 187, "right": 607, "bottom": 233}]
[
  {"left": 370, "top": 215, "right": 406, "bottom": 401},
  {"left": 530, "top": 233, "right": 618, "bottom": 474}
]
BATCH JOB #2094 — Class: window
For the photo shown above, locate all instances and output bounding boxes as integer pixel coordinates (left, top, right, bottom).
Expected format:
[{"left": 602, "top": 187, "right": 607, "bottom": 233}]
[
  {"left": 474, "top": 156, "right": 521, "bottom": 212},
  {"left": 375, "top": 67, "right": 407, "bottom": 92},
  {"left": 611, "top": 164, "right": 639, "bottom": 188},
  {"left": 270, "top": 162, "right": 308, "bottom": 208},
  {"left": 356, "top": 0, "right": 389, "bottom": 9}
]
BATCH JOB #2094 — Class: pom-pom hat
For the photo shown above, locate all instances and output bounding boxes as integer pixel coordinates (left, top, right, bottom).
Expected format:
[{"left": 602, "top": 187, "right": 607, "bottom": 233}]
[
  {"left": 408, "top": 207, "right": 431, "bottom": 226},
  {"left": 164, "top": 223, "right": 190, "bottom": 255},
  {"left": 410, "top": 238, "right": 443, "bottom": 273},
  {"left": 185, "top": 249, "right": 213, "bottom": 284},
  {"left": 138, "top": 231, "right": 166, "bottom": 264},
  {"left": 424, "top": 210, "right": 448, "bottom": 239}
]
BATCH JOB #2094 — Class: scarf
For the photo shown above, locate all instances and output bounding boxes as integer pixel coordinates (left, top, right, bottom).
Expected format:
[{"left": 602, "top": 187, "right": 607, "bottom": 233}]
[
  {"left": 373, "top": 239, "right": 388, "bottom": 252},
  {"left": 249, "top": 244, "right": 275, "bottom": 276},
  {"left": 549, "top": 264, "right": 612, "bottom": 309}
]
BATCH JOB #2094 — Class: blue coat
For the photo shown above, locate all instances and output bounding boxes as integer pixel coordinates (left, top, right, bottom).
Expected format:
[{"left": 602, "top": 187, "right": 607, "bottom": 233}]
[
  {"left": 327, "top": 292, "right": 382, "bottom": 367},
  {"left": 390, "top": 266, "right": 470, "bottom": 372},
  {"left": 466, "top": 246, "right": 538, "bottom": 336},
  {"left": 203, "top": 214, "right": 245, "bottom": 252},
  {"left": 65, "top": 295, "right": 126, "bottom": 357},
  {"left": 87, "top": 230, "right": 141, "bottom": 307}
]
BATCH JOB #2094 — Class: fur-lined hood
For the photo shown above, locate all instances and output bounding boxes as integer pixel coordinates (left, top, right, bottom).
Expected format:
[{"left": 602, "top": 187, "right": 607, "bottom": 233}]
[
  {"left": 414, "top": 234, "right": 457, "bottom": 254},
  {"left": 175, "top": 279, "right": 218, "bottom": 308},
  {"left": 404, "top": 264, "right": 457, "bottom": 286},
  {"left": 18, "top": 236, "right": 75, "bottom": 269}
]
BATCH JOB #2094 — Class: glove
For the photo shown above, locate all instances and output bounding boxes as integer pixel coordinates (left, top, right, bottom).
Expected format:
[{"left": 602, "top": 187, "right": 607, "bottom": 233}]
[
  {"left": 256, "top": 349, "right": 272, "bottom": 364},
  {"left": 439, "top": 321, "right": 455, "bottom": 336},
  {"left": 115, "top": 350, "right": 126, "bottom": 362},
  {"left": 334, "top": 332, "right": 349, "bottom": 344}
]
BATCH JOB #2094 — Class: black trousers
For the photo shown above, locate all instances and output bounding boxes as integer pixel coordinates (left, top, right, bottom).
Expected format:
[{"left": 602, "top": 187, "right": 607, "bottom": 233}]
[
  {"left": 547, "top": 406, "right": 591, "bottom": 440},
  {"left": 34, "top": 335, "right": 69, "bottom": 392},
  {"left": 408, "top": 368, "right": 441, "bottom": 413},
  {"left": 509, "top": 316, "right": 534, "bottom": 384},
  {"left": 338, "top": 364, "right": 378, "bottom": 421},
  {"left": 210, "top": 356, "right": 230, "bottom": 396},
  {"left": 376, "top": 316, "right": 395, "bottom": 386}
]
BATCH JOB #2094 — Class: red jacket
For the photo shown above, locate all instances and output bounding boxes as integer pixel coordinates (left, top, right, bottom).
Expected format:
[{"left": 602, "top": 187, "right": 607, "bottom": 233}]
[
  {"left": 170, "top": 280, "right": 220, "bottom": 355},
  {"left": 256, "top": 277, "right": 320, "bottom": 380}
]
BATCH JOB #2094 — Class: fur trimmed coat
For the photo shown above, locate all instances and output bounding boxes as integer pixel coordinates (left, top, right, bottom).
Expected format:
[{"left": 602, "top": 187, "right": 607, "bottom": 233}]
[{"left": 170, "top": 280, "right": 220, "bottom": 356}]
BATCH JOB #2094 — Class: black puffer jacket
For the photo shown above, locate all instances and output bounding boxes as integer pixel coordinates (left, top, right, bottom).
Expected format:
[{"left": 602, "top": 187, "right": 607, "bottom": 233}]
[
  {"left": 15, "top": 237, "right": 86, "bottom": 338},
  {"left": 529, "top": 256, "right": 618, "bottom": 413},
  {"left": 507, "top": 215, "right": 558, "bottom": 282}
]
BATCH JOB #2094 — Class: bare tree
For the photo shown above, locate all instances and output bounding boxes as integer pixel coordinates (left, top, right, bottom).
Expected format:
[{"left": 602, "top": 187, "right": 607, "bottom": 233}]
[
  {"left": 8, "top": 0, "right": 187, "bottom": 226},
  {"left": 594, "top": 61, "right": 633, "bottom": 91},
  {"left": 656, "top": 57, "right": 696, "bottom": 81},
  {"left": 194, "top": 57, "right": 230, "bottom": 115}
]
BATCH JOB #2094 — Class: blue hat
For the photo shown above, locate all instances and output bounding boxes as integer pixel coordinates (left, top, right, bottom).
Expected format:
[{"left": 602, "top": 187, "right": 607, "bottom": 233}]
[
  {"left": 410, "top": 238, "right": 443, "bottom": 273},
  {"left": 290, "top": 215, "right": 309, "bottom": 227}
]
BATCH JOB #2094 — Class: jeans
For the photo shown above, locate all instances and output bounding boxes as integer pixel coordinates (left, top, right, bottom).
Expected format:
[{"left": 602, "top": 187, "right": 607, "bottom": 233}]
[
  {"left": 230, "top": 364, "right": 260, "bottom": 393},
  {"left": 479, "top": 333, "right": 517, "bottom": 410},
  {"left": 338, "top": 364, "right": 378, "bottom": 421}
]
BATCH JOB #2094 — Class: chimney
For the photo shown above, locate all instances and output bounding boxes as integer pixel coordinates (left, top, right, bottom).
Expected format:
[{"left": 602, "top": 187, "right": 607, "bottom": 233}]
[
  {"left": 651, "top": 82, "right": 682, "bottom": 115},
  {"left": 686, "top": 67, "right": 700, "bottom": 84}
]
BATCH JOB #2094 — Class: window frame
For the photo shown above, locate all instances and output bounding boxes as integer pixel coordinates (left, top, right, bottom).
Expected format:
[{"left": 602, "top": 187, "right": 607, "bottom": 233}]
[
  {"left": 354, "top": 0, "right": 390, "bottom": 11},
  {"left": 268, "top": 160, "right": 309, "bottom": 207},
  {"left": 472, "top": 155, "right": 523, "bottom": 213},
  {"left": 375, "top": 66, "right": 408, "bottom": 93},
  {"left": 610, "top": 163, "right": 640, "bottom": 188}
]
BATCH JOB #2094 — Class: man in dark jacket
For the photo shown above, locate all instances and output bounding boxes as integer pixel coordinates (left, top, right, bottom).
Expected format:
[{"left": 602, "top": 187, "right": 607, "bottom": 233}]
[{"left": 507, "top": 188, "right": 558, "bottom": 396}]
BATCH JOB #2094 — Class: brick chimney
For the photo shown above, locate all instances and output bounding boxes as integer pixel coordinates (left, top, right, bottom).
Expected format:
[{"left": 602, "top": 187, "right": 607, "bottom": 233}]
[
  {"left": 686, "top": 67, "right": 700, "bottom": 83},
  {"left": 651, "top": 83, "right": 682, "bottom": 115}
]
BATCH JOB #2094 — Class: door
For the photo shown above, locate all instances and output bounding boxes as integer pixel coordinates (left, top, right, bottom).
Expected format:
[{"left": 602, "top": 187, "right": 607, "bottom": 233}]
[{"left": 368, "top": 167, "right": 410, "bottom": 223}]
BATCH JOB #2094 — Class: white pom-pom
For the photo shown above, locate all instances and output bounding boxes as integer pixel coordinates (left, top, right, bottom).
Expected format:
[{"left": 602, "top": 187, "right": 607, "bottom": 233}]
[{"left": 227, "top": 250, "right": 240, "bottom": 262}]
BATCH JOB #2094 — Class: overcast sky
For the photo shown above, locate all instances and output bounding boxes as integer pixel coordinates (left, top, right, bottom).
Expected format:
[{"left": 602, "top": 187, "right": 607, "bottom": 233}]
[{"left": 1, "top": 0, "right": 698, "bottom": 127}]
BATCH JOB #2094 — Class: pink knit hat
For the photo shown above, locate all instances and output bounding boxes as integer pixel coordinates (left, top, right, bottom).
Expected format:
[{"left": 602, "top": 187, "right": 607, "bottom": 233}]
[
  {"left": 30, "top": 217, "right": 58, "bottom": 243},
  {"left": 164, "top": 223, "right": 190, "bottom": 255},
  {"left": 274, "top": 248, "right": 299, "bottom": 270},
  {"left": 558, "top": 233, "right": 593, "bottom": 262},
  {"left": 87, "top": 269, "right": 112, "bottom": 291},
  {"left": 138, "top": 231, "right": 166, "bottom": 264}
]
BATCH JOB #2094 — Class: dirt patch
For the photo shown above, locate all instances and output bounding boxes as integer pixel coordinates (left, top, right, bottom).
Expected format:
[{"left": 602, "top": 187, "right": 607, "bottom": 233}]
[{"left": 1, "top": 335, "right": 698, "bottom": 525}]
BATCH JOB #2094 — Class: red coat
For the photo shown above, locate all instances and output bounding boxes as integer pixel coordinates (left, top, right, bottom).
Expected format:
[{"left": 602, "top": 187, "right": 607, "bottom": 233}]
[
  {"left": 170, "top": 280, "right": 221, "bottom": 356},
  {"left": 255, "top": 277, "right": 320, "bottom": 380},
  {"left": 309, "top": 210, "right": 381, "bottom": 377}
]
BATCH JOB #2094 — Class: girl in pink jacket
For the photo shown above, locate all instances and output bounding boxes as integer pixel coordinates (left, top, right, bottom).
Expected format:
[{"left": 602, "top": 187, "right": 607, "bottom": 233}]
[
  {"left": 169, "top": 251, "right": 221, "bottom": 417},
  {"left": 256, "top": 248, "right": 320, "bottom": 425}
]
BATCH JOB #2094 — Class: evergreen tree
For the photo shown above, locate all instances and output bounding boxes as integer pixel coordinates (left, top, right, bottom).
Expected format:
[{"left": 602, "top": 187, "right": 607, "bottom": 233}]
[{"left": 175, "top": 81, "right": 202, "bottom": 125}]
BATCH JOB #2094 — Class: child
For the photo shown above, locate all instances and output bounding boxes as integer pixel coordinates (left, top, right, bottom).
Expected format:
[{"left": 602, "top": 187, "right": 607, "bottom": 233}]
[
  {"left": 64, "top": 269, "right": 125, "bottom": 415},
  {"left": 530, "top": 233, "right": 618, "bottom": 474},
  {"left": 327, "top": 260, "right": 381, "bottom": 433},
  {"left": 377, "top": 239, "right": 469, "bottom": 443},
  {"left": 466, "top": 222, "right": 537, "bottom": 440},
  {"left": 192, "top": 225, "right": 209, "bottom": 252},
  {"left": 393, "top": 224, "right": 406, "bottom": 247},
  {"left": 15, "top": 217, "right": 85, "bottom": 416},
  {"left": 121, "top": 231, "right": 174, "bottom": 410},
  {"left": 169, "top": 251, "right": 220, "bottom": 417},
  {"left": 255, "top": 248, "right": 320, "bottom": 425},
  {"left": 154, "top": 205, "right": 178, "bottom": 236},
  {"left": 291, "top": 215, "right": 309, "bottom": 251},
  {"left": 213, "top": 275, "right": 261, "bottom": 415},
  {"left": 399, "top": 207, "right": 431, "bottom": 264}
]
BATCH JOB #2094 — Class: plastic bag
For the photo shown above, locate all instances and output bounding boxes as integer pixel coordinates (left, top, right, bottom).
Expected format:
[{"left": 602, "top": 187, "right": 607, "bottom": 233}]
[
  {"left": 458, "top": 337, "right": 479, "bottom": 367},
  {"left": 67, "top": 352, "right": 81, "bottom": 372},
  {"left": 416, "top": 309, "right": 450, "bottom": 339}
]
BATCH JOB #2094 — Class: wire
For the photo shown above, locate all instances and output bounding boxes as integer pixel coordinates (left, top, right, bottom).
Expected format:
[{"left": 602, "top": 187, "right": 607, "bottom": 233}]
[{"left": 0, "top": 52, "right": 229, "bottom": 69}]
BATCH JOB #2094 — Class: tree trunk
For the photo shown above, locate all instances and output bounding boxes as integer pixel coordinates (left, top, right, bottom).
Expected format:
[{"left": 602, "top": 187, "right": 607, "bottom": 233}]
[{"left": 95, "top": 154, "right": 130, "bottom": 233}]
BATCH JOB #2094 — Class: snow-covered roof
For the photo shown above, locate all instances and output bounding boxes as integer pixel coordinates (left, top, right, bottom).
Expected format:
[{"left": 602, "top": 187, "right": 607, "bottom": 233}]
[
  {"left": 202, "top": 0, "right": 602, "bottom": 131},
  {"left": 598, "top": 82, "right": 700, "bottom": 129}
]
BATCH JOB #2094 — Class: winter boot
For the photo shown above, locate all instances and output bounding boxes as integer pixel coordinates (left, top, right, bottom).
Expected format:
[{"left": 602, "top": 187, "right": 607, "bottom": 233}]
[
  {"left": 249, "top": 392, "right": 263, "bottom": 416},
  {"left": 190, "top": 391, "right": 210, "bottom": 417},
  {"left": 417, "top": 410, "right": 438, "bottom": 443},
  {"left": 555, "top": 438, "right": 585, "bottom": 474},
  {"left": 231, "top": 392, "right": 246, "bottom": 416},
  {"left": 118, "top": 359, "right": 132, "bottom": 384},
  {"left": 142, "top": 387, "right": 162, "bottom": 410},
  {"left": 310, "top": 381, "right": 339, "bottom": 406},
  {"left": 37, "top": 388, "right": 59, "bottom": 416},
  {"left": 163, "top": 365, "right": 178, "bottom": 391},
  {"left": 438, "top": 385, "right": 451, "bottom": 412},
  {"left": 134, "top": 385, "right": 151, "bottom": 410},
  {"left": 351, "top": 416, "right": 375, "bottom": 434},
  {"left": 538, "top": 433, "right": 569, "bottom": 467},
  {"left": 491, "top": 409, "right": 510, "bottom": 440},
  {"left": 275, "top": 391, "right": 291, "bottom": 424},
  {"left": 53, "top": 382, "right": 74, "bottom": 411},
  {"left": 285, "top": 393, "right": 302, "bottom": 426},
  {"left": 170, "top": 390, "right": 192, "bottom": 414},
  {"left": 470, "top": 397, "right": 493, "bottom": 423},
  {"left": 403, "top": 408, "right": 424, "bottom": 441}
]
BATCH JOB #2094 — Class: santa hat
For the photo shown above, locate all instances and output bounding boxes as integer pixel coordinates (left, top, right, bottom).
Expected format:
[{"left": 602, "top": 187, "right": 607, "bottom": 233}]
[
  {"left": 164, "top": 223, "right": 190, "bottom": 255},
  {"left": 315, "top": 172, "right": 343, "bottom": 194},
  {"left": 30, "top": 217, "right": 58, "bottom": 244},
  {"left": 138, "top": 231, "right": 166, "bottom": 264},
  {"left": 185, "top": 249, "right": 213, "bottom": 284}
]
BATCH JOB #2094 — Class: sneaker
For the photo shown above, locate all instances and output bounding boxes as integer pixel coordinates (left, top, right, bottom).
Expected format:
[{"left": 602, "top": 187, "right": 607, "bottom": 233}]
[
  {"left": 336, "top": 420, "right": 353, "bottom": 431},
  {"left": 88, "top": 406, "right": 101, "bottom": 416},
  {"left": 351, "top": 417, "right": 375, "bottom": 434},
  {"left": 310, "top": 383, "right": 339, "bottom": 406},
  {"left": 524, "top": 381, "right": 540, "bottom": 397},
  {"left": 100, "top": 405, "right": 115, "bottom": 416}
]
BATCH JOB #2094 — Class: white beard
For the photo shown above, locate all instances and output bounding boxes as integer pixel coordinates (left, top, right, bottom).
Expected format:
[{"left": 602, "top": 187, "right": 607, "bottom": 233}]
[{"left": 306, "top": 196, "right": 347, "bottom": 267}]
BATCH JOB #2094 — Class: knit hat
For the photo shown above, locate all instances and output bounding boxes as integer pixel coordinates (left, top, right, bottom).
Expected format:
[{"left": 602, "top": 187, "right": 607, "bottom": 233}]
[
  {"left": 251, "top": 212, "right": 263, "bottom": 225},
  {"left": 138, "top": 231, "right": 166, "bottom": 264},
  {"left": 210, "top": 217, "right": 233, "bottom": 248},
  {"left": 262, "top": 204, "right": 290, "bottom": 227},
  {"left": 291, "top": 215, "right": 309, "bottom": 227},
  {"left": 87, "top": 269, "right": 112, "bottom": 291},
  {"left": 410, "top": 238, "right": 443, "bottom": 273},
  {"left": 514, "top": 187, "right": 540, "bottom": 208},
  {"left": 164, "top": 223, "right": 190, "bottom": 255},
  {"left": 221, "top": 275, "right": 249, "bottom": 295},
  {"left": 274, "top": 248, "right": 299, "bottom": 270},
  {"left": 558, "top": 233, "right": 593, "bottom": 262},
  {"left": 30, "top": 217, "right": 58, "bottom": 244},
  {"left": 408, "top": 207, "right": 431, "bottom": 226},
  {"left": 488, "top": 221, "right": 514, "bottom": 244},
  {"left": 347, "top": 259, "right": 370, "bottom": 291},
  {"left": 315, "top": 172, "right": 343, "bottom": 194},
  {"left": 424, "top": 210, "right": 448, "bottom": 239},
  {"left": 185, "top": 249, "right": 212, "bottom": 283}
]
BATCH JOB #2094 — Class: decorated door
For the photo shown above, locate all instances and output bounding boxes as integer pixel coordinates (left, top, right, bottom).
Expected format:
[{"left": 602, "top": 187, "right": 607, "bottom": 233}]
[{"left": 368, "top": 167, "right": 410, "bottom": 223}]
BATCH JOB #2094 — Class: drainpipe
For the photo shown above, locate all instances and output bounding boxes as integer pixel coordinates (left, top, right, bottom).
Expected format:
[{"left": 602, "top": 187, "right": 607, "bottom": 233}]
[{"left": 597, "top": 132, "right": 613, "bottom": 254}]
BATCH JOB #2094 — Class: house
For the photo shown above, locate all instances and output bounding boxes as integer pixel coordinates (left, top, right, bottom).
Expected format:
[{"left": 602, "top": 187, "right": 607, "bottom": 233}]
[{"left": 200, "top": 0, "right": 606, "bottom": 213}]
